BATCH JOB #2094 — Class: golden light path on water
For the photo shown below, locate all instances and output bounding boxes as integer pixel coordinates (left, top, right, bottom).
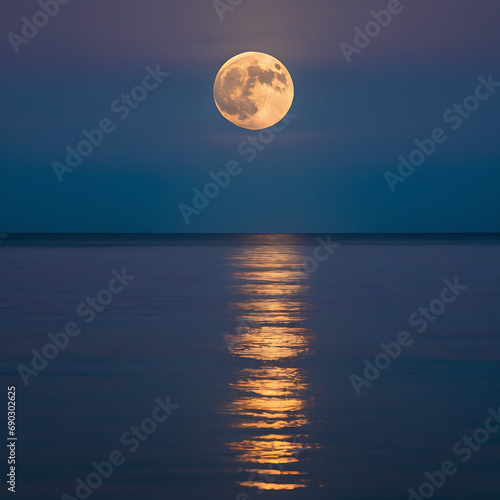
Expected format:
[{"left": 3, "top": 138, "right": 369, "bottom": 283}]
[{"left": 223, "top": 235, "right": 318, "bottom": 491}]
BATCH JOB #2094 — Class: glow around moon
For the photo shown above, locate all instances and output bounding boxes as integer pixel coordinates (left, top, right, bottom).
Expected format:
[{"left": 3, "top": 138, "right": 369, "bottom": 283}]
[{"left": 214, "top": 52, "right": 294, "bottom": 131}]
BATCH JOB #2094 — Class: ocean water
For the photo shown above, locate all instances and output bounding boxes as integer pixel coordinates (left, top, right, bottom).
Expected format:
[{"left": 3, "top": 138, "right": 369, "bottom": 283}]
[{"left": 1, "top": 234, "right": 500, "bottom": 500}]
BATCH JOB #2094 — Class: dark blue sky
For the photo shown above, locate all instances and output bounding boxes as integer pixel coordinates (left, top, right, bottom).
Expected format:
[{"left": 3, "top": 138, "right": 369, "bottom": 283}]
[{"left": 1, "top": 0, "right": 499, "bottom": 232}]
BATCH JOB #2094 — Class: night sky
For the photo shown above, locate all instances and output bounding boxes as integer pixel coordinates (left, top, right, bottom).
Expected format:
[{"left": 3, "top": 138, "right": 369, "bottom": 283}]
[{"left": 1, "top": 0, "right": 500, "bottom": 233}]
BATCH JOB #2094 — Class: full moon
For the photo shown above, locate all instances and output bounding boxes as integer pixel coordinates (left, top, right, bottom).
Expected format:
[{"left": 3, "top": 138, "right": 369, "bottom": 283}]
[{"left": 213, "top": 52, "right": 294, "bottom": 130}]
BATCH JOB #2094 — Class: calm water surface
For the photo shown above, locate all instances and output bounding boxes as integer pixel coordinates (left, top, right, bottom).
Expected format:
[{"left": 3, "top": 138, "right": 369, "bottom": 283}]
[{"left": 1, "top": 235, "right": 499, "bottom": 499}]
